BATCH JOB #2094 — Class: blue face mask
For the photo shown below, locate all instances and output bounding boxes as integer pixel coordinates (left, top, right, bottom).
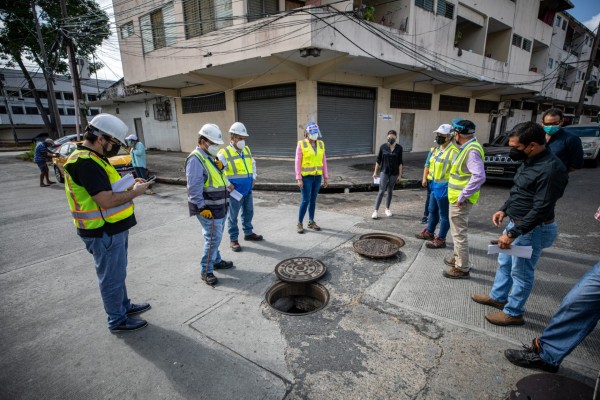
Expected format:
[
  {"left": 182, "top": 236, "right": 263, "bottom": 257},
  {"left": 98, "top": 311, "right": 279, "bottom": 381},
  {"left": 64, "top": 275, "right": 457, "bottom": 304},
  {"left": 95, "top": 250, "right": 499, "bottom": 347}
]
[{"left": 543, "top": 125, "right": 560, "bottom": 135}]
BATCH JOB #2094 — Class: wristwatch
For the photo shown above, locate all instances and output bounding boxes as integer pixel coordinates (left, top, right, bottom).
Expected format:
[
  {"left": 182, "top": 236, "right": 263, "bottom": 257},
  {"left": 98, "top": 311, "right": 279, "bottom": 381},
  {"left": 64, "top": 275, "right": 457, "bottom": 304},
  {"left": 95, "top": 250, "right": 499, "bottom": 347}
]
[{"left": 506, "top": 230, "right": 518, "bottom": 239}]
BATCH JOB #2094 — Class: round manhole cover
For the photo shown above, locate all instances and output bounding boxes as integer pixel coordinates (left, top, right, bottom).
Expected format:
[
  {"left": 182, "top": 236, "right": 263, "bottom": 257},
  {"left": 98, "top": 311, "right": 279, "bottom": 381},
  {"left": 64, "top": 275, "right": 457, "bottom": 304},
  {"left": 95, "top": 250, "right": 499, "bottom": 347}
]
[
  {"left": 275, "top": 257, "right": 327, "bottom": 283},
  {"left": 359, "top": 233, "right": 405, "bottom": 248},
  {"left": 354, "top": 238, "right": 399, "bottom": 259}
]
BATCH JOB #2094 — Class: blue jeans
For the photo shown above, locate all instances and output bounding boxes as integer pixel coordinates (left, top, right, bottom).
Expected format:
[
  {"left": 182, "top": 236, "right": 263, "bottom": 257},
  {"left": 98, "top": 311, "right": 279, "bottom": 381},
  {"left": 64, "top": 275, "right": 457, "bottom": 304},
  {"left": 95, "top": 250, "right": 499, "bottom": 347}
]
[
  {"left": 423, "top": 181, "right": 431, "bottom": 218},
  {"left": 228, "top": 191, "right": 254, "bottom": 241},
  {"left": 196, "top": 215, "right": 225, "bottom": 274},
  {"left": 538, "top": 261, "right": 600, "bottom": 366},
  {"left": 81, "top": 231, "right": 131, "bottom": 329},
  {"left": 489, "top": 220, "right": 558, "bottom": 317},
  {"left": 298, "top": 175, "right": 322, "bottom": 223},
  {"left": 426, "top": 191, "right": 450, "bottom": 240}
]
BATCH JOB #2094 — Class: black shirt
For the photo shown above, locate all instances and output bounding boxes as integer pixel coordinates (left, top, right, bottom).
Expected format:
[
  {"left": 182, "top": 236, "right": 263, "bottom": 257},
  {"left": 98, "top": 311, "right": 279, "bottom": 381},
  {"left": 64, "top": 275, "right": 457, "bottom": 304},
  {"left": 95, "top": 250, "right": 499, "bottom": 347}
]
[
  {"left": 547, "top": 128, "right": 584, "bottom": 171},
  {"left": 499, "top": 149, "right": 568, "bottom": 237},
  {"left": 376, "top": 143, "right": 403, "bottom": 176},
  {"left": 64, "top": 145, "right": 136, "bottom": 238}
]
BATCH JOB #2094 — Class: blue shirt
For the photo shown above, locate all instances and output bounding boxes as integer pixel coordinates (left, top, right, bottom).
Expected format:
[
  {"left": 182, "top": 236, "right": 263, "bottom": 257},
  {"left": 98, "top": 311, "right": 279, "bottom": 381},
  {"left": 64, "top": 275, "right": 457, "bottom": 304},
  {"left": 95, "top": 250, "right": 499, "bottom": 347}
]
[
  {"left": 33, "top": 142, "right": 48, "bottom": 163},
  {"left": 217, "top": 144, "right": 255, "bottom": 196},
  {"left": 547, "top": 128, "right": 583, "bottom": 171}
]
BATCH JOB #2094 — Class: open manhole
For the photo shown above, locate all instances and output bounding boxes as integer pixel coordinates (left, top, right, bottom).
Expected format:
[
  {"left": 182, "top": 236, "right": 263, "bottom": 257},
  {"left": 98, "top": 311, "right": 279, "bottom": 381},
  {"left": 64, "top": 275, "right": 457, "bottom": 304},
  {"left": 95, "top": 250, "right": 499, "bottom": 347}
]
[
  {"left": 354, "top": 233, "right": 405, "bottom": 259},
  {"left": 265, "top": 282, "right": 329, "bottom": 315},
  {"left": 275, "top": 257, "right": 326, "bottom": 283}
]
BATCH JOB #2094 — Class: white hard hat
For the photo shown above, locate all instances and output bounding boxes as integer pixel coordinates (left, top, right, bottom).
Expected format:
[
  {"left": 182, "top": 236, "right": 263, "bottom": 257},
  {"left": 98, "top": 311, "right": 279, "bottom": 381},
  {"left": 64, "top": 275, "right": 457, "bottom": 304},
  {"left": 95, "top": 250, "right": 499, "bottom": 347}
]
[
  {"left": 198, "top": 123, "right": 224, "bottom": 144},
  {"left": 433, "top": 124, "right": 453, "bottom": 135},
  {"left": 88, "top": 114, "right": 128, "bottom": 146},
  {"left": 125, "top": 134, "right": 138, "bottom": 141},
  {"left": 229, "top": 122, "right": 249, "bottom": 137}
]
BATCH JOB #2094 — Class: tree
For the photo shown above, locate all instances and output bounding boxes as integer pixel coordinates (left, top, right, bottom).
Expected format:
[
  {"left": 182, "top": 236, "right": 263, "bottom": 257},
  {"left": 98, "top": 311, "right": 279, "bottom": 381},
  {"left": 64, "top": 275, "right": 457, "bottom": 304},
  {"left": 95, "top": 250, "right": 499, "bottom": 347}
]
[{"left": 0, "top": 0, "right": 110, "bottom": 138}]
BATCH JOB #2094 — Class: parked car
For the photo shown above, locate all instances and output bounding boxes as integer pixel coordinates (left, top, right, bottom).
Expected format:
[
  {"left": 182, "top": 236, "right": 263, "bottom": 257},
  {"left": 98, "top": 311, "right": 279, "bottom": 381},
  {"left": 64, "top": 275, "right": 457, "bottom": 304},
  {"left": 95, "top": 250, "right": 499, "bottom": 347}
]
[
  {"left": 483, "top": 132, "right": 522, "bottom": 182},
  {"left": 52, "top": 141, "right": 134, "bottom": 183},
  {"left": 53, "top": 134, "right": 80, "bottom": 147},
  {"left": 562, "top": 124, "right": 600, "bottom": 167},
  {"left": 32, "top": 132, "right": 49, "bottom": 143}
]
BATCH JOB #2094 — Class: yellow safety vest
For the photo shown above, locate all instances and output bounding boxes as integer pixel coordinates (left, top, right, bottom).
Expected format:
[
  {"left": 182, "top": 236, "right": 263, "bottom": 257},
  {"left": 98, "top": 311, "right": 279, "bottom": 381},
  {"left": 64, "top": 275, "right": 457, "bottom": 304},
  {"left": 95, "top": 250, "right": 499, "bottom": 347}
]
[
  {"left": 299, "top": 139, "right": 325, "bottom": 176},
  {"left": 426, "top": 147, "right": 434, "bottom": 181},
  {"left": 218, "top": 145, "right": 253, "bottom": 180},
  {"left": 448, "top": 140, "right": 484, "bottom": 204},
  {"left": 429, "top": 143, "right": 459, "bottom": 183},
  {"left": 64, "top": 149, "right": 134, "bottom": 230},
  {"left": 186, "top": 149, "right": 228, "bottom": 219}
]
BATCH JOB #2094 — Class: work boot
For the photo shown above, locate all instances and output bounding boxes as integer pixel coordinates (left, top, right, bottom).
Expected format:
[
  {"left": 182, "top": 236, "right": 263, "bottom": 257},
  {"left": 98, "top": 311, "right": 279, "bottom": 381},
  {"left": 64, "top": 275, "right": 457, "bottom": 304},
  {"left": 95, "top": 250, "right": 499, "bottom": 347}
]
[
  {"left": 471, "top": 294, "right": 507, "bottom": 310},
  {"left": 485, "top": 310, "right": 524, "bottom": 326},
  {"left": 110, "top": 318, "right": 148, "bottom": 333},
  {"left": 308, "top": 221, "right": 321, "bottom": 231},
  {"left": 444, "top": 255, "right": 456, "bottom": 267},
  {"left": 244, "top": 233, "right": 263, "bottom": 241},
  {"left": 415, "top": 229, "right": 434, "bottom": 240},
  {"left": 230, "top": 241, "right": 241, "bottom": 252},
  {"left": 126, "top": 303, "right": 151, "bottom": 316},
  {"left": 426, "top": 237, "right": 446, "bottom": 249},
  {"left": 201, "top": 272, "right": 218, "bottom": 285},
  {"left": 504, "top": 342, "right": 559, "bottom": 373},
  {"left": 214, "top": 260, "right": 234, "bottom": 270},
  {"left": 442, "top": 267, "right": 470, "bottom": 279},
  {"left": 297, "top": 223, "right": 304, "bottom": 234}
]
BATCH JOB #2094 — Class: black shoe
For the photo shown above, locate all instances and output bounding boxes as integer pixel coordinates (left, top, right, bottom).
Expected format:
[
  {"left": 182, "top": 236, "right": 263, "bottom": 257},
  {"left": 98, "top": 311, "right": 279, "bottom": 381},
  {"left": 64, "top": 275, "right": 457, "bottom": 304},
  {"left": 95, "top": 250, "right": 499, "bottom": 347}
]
[
  {"left": 201, "top": 272, "right": 218, "bottom": 285},
  {"left": 110, "top": 318, "right": 148, "bottom": 333},
  {"left": 214, "top": 260, "right": 234, "bottom": 270},
  {"left": 504, "top": 347, "right": 559, "bottom": 373},
  {"left": 126, "top": 303, "right": 151, "bottom": 316}
]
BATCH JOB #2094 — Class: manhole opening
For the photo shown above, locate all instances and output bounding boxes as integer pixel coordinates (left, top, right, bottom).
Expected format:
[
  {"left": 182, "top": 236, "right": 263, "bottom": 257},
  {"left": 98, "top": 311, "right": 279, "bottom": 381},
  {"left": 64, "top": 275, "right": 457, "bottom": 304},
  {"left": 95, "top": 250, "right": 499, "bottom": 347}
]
[
  {"left": 266, "top": 282, "right": 329, "bottom": 316},
  {"left": 354, "top": 233, "right": 405, "bottom": 259}
]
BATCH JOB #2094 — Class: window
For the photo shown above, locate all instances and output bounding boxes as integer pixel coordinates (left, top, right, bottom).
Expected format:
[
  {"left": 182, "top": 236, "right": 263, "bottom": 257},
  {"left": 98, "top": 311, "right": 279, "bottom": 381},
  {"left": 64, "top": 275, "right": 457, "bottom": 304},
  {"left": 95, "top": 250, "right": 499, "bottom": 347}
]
[
  {"left": 87, "top": 94, "right": 97, "bottom": 101},
  {"left": 11, "top": 106, "right": 24, "bottom": 114},
  {"left": 63, "top": 92, "right": 74, "bottom": 101},
  {"left": 184, "top": 0, "right": 233, "bottom": 37},
  {"left": 22, "top": 90, "right": 34, "bottom": 98},
  {"left": 436, "top": 0, "right": 454, "bottom": 19},
  {"left": 6, "top": 89, "right": 20, "bottom": 98},
  {"left": 58, "top": 108, "right": 65, "bottom": 115},
  {"left": 0, "top": 105, "right": 6, "bottom": 114},
  {"left": 247, "top": 0, "right": 278, "bottom": 22},
  {"left": 120, "top": 21, "right": 134, "bottom": 38},
  {"left": 390, "top": 90, "right": 432, "bottom": 110},
  {"left": 153, "top": 101, "right": 171, "bottom": 121},
  {"left": 522, "top": 38, "right": 532, "bottom": 52},
  {"left": 512, "top": 34, "right": 522, "bottom": 47},
  {"left": 415, "top": 0, "right": 434, "bottom": 12},
  {"left": 182, "top": 92, "right": 226, "bottom": 113},
  {"left": 562, "top": 20, "right": 566, "bottom": 30},
  {"left": 140, "top": 3, "right": 176, "bottom": 53},
  {"left": 547, "top": 58, "right": 554, "bottom": 69},
  {"left": 90, "top": 108, "right": 100, "bottom": 116},
  {"left": 439, "top": 95, "right": 470, "bottom": 112},
  {"left": 25, "top": 106, "right": 38, "bottom": 115},
  {"left": 66, "top": 108, "right": 76, "bottom": 115},
  {"left": 37, "top": 90, "right": 47, "bottom": 99},
  {"left": 577, "top": 70, "right": 582, "bottom": 80},
  {"left": 555, "top": 16, "right": 561, "bottom": 26},
  {"left": 474, "top": 99, "right": 499, "bottom": 114}
]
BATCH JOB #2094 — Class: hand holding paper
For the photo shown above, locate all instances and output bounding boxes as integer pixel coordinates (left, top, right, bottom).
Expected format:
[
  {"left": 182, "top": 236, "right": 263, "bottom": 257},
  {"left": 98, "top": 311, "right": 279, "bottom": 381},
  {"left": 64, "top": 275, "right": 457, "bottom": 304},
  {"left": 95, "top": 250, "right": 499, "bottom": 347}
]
[{"left": 487, "top": 244, "right": 533, "bottom": 259}]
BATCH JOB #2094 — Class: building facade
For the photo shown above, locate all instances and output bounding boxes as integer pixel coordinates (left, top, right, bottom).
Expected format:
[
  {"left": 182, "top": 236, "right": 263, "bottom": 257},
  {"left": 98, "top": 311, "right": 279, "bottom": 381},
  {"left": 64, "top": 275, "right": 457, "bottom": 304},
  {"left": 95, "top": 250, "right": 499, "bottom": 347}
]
[
  {"left": 0, "top": 69, "right": 114, "bottom": 142},
  {"left": 114, "top": 0, "right": 600, "bottom": 155}
]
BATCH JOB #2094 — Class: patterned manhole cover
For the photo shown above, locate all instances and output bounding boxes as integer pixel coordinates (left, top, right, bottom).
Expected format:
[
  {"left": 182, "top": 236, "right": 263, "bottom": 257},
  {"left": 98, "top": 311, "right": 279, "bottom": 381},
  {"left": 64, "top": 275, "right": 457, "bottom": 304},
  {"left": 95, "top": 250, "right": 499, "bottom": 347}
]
[
  {"left": 354, "top": 238, "right": 399, "bottom": 259},
  {"left": 275, "top": 257, "right": 327, "bottom": 283}
]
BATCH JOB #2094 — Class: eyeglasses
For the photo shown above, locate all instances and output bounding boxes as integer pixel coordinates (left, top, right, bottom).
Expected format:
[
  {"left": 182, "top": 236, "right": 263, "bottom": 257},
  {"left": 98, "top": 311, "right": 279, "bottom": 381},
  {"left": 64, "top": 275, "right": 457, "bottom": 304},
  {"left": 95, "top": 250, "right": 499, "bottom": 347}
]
[{"left": 543, "top": 120, "right": 561, "bottom": 126}]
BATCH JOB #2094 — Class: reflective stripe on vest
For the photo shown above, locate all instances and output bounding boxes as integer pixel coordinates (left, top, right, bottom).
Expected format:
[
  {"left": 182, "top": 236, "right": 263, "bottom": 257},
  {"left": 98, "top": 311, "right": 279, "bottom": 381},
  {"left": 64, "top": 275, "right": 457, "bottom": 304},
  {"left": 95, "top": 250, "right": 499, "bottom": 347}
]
[
  {"left": 447, "top": 140, "right": 484, "bottom": 204},
  {"left": 429, "top": 144, "right": 459, "bottom": 184},
  {"left": 64, "top": 149, "right": 134, "bottom": 230},
  {"left": 187, "top": 150, "right": 228, "bottom": 218},
  {"left": 299, "top": 139, "right": 325, "bottom": 176},
  {"left": 219, "top": 145, "right": 253, "bottom": 180}
]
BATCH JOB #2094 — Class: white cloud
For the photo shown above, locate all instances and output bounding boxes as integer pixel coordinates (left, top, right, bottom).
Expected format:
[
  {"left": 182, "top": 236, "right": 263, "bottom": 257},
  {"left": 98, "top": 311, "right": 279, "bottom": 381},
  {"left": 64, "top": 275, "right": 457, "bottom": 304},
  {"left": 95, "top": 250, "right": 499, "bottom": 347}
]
[{"left": 582, "top": 12, "right": 600, "bottom": 32}]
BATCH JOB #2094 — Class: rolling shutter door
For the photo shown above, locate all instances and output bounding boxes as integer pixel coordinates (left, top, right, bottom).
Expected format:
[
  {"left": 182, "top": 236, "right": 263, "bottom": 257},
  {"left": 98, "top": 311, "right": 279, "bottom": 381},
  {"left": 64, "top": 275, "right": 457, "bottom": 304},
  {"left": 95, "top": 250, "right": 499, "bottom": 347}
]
[
  {"left": 236, "top": 84, "right": 297, "bottom": 156},
  {"left": 317, "top": 83, "right": 375, "bottom": 156}
]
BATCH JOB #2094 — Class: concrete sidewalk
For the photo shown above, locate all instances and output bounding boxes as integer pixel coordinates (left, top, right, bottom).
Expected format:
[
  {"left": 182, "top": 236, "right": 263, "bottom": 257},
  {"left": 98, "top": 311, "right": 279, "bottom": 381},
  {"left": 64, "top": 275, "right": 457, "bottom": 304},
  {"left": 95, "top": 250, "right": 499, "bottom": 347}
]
[{"left": 147, "top": 150, "right": 429, "bottom": 192}]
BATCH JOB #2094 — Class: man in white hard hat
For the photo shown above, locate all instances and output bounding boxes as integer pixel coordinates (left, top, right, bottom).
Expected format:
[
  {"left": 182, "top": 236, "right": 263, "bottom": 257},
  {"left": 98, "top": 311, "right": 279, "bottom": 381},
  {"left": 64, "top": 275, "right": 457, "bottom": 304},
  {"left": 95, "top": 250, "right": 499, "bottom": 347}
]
[
  {"left": 186, "top": 123, "right": 234, "bottom": 286},
  {"left": 63, "top": 114, "right": 154, "bottom": 333},
  {"left": 217, "top": 122, "right": 263, "bottom": 252}
]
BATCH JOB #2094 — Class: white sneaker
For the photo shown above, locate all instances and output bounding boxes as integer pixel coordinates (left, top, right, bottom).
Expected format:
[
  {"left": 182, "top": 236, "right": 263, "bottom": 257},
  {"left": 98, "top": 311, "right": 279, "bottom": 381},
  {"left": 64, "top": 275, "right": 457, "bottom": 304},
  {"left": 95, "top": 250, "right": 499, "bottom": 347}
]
[
  {"left": 385, "top": 209, "right": 393, "bottom": 217},
  {"left": 371, "top": 210, "right": 378, "bottom": 219}
]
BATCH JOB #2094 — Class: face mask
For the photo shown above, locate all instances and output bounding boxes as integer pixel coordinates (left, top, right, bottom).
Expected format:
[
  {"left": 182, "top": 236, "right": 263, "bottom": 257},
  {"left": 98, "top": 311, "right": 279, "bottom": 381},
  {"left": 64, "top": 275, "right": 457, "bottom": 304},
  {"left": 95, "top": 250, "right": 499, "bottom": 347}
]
[
  {"left": 387, "top": 137, "right": 396, "bottom": 144},
  {"left": 102, "top": 138, "right": 120, "bottom": 158},
  {"left": 236, "top": 140, "right": 246, "bottom": 150},
  {"left": 207, "top": 144, "right": 220, "bottom": 156},
  {"left": 509, "top": 147, "right": 528, "bottom": 161},
  {"left": 543, "top": 125, "right": 560, "bottom": 135},
  {"left": 435, "top": 136, "right": 446, "bottom": 145},
  {"left": 309, "top": 133, "right": 319, "bottom": 141}
]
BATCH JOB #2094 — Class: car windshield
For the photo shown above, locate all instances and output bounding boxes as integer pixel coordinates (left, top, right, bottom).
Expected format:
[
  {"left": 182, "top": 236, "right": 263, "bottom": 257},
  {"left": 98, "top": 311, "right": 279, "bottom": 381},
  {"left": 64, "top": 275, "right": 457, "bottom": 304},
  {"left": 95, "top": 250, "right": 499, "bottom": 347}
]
[
  {"left": 563, "top": 126, "right": 600, "bottom": 138},
  {"left": 490, "top": 133, "right": 510, "bottom": 146},
  {"left": 117, "top": 146, "right": 129, "bottom": 156}
]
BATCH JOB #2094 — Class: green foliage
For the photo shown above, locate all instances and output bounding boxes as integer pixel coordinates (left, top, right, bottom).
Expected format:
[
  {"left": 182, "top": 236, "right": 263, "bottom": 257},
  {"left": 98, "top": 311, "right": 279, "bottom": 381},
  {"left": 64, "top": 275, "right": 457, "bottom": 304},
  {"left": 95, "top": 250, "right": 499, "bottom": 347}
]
[
  {"left": 363, "top": 6, "right": 375, "bottom": 22},
  {"left": 19, "top": 143, "right": 37, "bottom": 161}
]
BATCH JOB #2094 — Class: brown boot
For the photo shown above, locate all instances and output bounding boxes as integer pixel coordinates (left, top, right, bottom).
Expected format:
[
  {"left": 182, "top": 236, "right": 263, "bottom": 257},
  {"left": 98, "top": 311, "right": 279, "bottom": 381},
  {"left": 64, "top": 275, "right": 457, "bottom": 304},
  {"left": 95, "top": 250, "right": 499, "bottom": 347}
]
[
  {"left": 230, "top": 241, "right": 241, "bottom": 252},
  {"left": 415, "top": 229, "right": 434, "bottom": 240},
  {"left": 444, "top": 255, "right": 456, "bottom": 267},
  {"left": 471, "top": 294, "right": 507, "bottom": 310},
  {"left": 485, "top": 310, "right": 524, "bottom": 326},
  {"left": 307, "top": 220, "right": 321, "bottom": 231},
  {"left": 426, "top": 236, "right": 446, "bottom": 249},
  {"left": 297, "top": 223, "right": 304, "bottom": 234},
  {"left": 442, "top": 267, "right": 470, "bottom": 279}
]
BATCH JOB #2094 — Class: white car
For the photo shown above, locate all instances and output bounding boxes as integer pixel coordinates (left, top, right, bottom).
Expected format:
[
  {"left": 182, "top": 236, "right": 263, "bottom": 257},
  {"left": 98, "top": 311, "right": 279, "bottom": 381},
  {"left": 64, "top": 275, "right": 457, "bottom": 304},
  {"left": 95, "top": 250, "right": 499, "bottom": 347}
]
[{"left": 563, "top": 124, "right": 600, "bottom": 167}]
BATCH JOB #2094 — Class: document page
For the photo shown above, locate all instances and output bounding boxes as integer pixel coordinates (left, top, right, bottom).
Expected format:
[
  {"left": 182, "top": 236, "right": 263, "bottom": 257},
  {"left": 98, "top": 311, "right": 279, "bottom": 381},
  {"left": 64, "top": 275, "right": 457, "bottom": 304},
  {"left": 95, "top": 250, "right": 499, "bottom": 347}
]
[
  {"left": 111, "top": 173, "right": 135, "bottom": 193},
  {"left": 487, "top": 244, "right": 533, "bottom": 259}
]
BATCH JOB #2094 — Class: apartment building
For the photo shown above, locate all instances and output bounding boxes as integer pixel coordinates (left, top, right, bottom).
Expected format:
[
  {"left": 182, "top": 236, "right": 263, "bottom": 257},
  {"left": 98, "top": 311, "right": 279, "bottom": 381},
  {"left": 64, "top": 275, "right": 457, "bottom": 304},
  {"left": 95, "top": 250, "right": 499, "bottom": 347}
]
[
  {"left": 115, "top": 0, "right": 599, "bottom": 155},
  {"left": 0, "top": 69, "right": 114, "bottom": 142}
]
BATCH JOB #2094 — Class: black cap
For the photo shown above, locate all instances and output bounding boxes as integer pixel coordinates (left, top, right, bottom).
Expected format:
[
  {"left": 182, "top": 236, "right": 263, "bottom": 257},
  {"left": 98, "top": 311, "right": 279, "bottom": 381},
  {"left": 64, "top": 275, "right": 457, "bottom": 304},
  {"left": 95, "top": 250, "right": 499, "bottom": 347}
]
[{"left": 453, "top": 120, "right": 476, "bottom": 135}]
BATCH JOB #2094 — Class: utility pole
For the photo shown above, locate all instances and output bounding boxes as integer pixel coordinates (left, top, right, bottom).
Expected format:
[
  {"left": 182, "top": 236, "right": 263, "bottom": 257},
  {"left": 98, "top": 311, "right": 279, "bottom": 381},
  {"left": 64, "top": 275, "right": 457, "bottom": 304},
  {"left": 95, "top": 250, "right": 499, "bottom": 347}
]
[
  {"left": 576, "top": 21, "right": 600, "bottom": 121},
  {"left": 59, "top": 0, "right": 84, "bottom": 140},
  {"left": 31, "top": 1, "right": 63, "bottom": 139},
  {"left": 0, "top": 74, "right": 19, "bottom": 143}
]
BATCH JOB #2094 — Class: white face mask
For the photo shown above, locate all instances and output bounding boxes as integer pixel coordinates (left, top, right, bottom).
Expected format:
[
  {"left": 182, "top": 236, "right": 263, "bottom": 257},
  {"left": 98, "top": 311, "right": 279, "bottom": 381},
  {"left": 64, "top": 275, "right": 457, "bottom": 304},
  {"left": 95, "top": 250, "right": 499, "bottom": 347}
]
[
  {"left": 309, "top": 133, "right": 319, "bottom": 141},
  {"left": 207, "top": 144, "right": 220, "bottom": 156},
  {"left": 236, "top": 140, "right": 246, "bottom": 150}
]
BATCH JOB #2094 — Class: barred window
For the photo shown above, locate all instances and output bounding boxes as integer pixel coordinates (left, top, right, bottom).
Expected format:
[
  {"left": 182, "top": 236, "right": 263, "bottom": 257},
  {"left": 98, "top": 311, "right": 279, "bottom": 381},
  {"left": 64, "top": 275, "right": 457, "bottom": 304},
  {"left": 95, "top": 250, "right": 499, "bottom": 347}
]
[
  {"left": 236, "top": 84, "right": 296, "bottom": 101},
  {"left": 522, "top": 102, "right": 537, "bottom": 111},
  {"left": 182, "top": 92, "right": 226, "bottom": 113},
  {"left": 317, "top": 83, "right": 375, "bottom": 100},
  {"left": 512, "top": 34, "right": 522, "bottom": 47},
  {"left": 248, "top": 0, "right": 278, "bottom": 22},
  {"left": 120, "top": 21, "right": 134, "bottom": 39},
  {"left": 140, "top": 3, "right": 176, "bottom": 53},
  {"left": 522, "top": 38, "right": 532, "bottom": 52},
  {"left": 436, "top": 0, "right": 454, "bottom": 19},
  {"left": 183, "top": 0, "right": 233, "bottom": 39},
  {"left": 415, "top": 0, "right": 434, "bottom": 12},
  {"left": 474, "top": 99, "right": 499, "bottom": 114},
  {"left": 390, "top": 90, "right": 432, "bottom": 110},
  {"left": 439, "top": 95, "right": 470, "bottom": 112}
]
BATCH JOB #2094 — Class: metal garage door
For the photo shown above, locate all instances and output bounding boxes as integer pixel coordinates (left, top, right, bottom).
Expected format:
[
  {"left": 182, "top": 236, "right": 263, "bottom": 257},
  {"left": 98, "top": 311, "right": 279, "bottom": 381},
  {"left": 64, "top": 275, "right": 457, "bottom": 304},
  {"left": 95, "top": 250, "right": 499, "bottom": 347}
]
[
  {"left": 236, "top": 84, "right": 297, "bottom": 157},
  {"left": 317, "top": 83, "right": 375, "bottom": 156}
]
